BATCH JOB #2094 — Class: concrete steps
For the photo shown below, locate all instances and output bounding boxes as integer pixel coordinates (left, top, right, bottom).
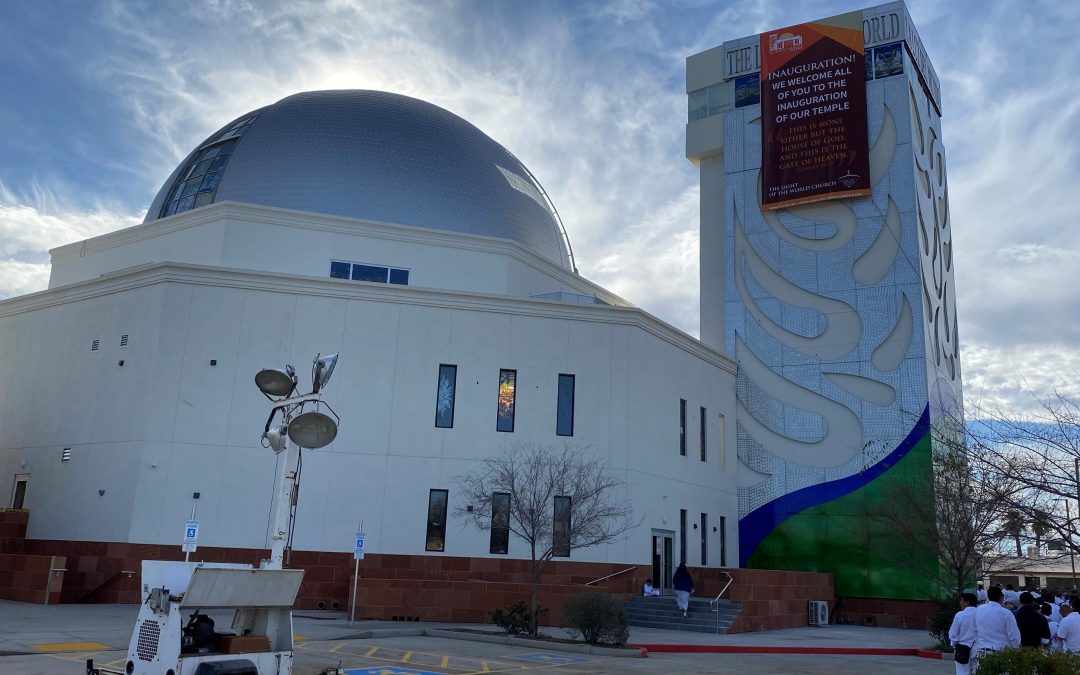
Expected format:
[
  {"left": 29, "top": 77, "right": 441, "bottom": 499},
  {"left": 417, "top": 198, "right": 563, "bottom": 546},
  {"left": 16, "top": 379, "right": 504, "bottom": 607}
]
[{"left": 624, "top": 595, "right": 741, "bottom": 634}]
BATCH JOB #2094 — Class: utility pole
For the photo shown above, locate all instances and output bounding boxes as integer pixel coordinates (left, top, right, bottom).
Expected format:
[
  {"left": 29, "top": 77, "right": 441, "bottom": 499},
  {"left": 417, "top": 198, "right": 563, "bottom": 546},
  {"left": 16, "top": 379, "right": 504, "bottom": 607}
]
[{"left": 1068, "top": 500, "right": 1077, "bottom": 591}]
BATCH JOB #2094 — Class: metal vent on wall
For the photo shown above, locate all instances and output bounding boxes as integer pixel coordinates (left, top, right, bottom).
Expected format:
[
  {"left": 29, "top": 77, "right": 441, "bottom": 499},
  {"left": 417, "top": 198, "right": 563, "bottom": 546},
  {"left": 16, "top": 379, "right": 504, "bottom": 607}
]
[
  {"left": 91, "top": 339, "right": 100, "bottom": 351},
  {"left": 61, "top": 448, "right": 72, "bottom": 462},
  {"left": 120, "top": 334, "right": 129, "bottom": 347}
]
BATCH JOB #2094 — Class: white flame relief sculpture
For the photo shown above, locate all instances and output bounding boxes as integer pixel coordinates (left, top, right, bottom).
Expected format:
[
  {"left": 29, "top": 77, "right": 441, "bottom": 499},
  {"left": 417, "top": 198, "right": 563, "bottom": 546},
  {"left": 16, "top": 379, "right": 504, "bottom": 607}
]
[{"left": 728, "top": 70, "right": 951, "bottom": 518}]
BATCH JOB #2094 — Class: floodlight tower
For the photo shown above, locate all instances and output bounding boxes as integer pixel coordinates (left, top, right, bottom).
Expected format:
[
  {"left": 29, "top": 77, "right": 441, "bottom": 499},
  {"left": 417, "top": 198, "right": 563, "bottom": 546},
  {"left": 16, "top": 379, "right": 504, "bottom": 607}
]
[{"left": 255, "top": 353, "right": 340, "bottom": 570}]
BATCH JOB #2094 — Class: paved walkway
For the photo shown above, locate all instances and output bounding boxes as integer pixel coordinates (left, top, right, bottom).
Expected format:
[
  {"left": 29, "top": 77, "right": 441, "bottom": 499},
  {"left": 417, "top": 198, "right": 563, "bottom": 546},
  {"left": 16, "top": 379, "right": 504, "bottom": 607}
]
[{"left": 0, "top": 601, "right": 940, "bottom": 654}]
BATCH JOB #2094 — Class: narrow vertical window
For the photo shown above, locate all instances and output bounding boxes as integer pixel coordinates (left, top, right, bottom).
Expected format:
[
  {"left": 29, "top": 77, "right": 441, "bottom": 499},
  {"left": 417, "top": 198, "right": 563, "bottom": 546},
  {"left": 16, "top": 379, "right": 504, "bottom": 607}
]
[
  {"left": 556, "top": 374, "right": 575, "bottom": 436},
  {"left": 679, "top": 399, "right": 687, "bottom": 456},
  {"left": 425, "top": 489, "right": 448, "bottom": 552},
  {"left": 435, "top": 364, "right": 457, "bottom": 428},
  {"left": 700, "top": 513, "right": 708, "bottom": 566},
  {"left": 11, "top": 477, "right": 28, "bottom": 509},
  {"left": 719, "top": 515, "right": 727, "bottom": 566},
  {"left": 490, "top": 492, "right": 510, "bottom": 554},
  {"left": 679, "top": 509, "right": 687, "bottom": 563},
  {"left": 496, "top": 369, "right": 517, "bottom": 432},
  {"left": 700, "top": 406, "right": 707, "bottom": 461},
  {"left": 717, "top": 413, "right": 726, "bottom": 467},
  {"left": 553, "top": 495, "right": 571, "bottom": 557}
]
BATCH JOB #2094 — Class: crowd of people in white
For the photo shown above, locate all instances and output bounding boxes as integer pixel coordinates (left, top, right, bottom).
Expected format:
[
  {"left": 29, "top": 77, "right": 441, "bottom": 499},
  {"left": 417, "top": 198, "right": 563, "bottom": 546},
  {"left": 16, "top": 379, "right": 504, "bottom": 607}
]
[{"left": 948, "top": 583, "right": 1080, "bottom": 673}]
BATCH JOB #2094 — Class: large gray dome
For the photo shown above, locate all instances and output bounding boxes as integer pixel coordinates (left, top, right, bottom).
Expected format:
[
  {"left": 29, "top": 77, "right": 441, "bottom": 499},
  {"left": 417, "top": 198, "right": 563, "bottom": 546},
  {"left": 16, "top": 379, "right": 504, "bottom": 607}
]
[{"left": 146, "top": 90, "right": 573, "bottom": 270}]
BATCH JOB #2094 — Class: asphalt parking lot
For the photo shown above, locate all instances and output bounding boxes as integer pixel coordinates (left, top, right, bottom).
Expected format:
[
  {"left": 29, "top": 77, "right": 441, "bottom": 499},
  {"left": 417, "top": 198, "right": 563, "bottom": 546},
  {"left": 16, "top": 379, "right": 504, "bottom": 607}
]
[
  {"left": 0, "top": 601, "right": 954, "bottom": 675},
  {"left": 1, "top": 634, "right": 954, "bottom": 675}
]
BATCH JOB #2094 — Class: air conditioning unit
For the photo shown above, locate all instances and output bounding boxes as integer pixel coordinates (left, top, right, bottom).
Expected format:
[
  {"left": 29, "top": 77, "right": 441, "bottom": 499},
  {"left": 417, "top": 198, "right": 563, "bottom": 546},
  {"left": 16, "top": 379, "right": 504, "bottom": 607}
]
[{"left": 808, "top": 600, "right": 829, "bottom": 626}]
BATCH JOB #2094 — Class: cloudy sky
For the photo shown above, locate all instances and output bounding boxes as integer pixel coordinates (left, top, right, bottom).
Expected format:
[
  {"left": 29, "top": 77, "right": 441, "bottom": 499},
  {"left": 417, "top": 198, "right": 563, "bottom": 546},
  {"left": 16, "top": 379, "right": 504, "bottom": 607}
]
[{"left": 0, "top": 0, "right": 1077, "bottom": 414}]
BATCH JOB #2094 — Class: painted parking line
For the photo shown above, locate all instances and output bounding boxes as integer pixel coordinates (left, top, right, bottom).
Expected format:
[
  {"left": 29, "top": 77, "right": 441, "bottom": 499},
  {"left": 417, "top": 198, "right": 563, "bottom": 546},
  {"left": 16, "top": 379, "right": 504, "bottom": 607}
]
[
  {"left": 346, "top": 668, "right": 445, "bottom": 675},
  {"left": 30, "top": 641, "right": 112, "bottom": 652},
  {"left": 510, "top": 653, "right": 592, "bottom": 665}
]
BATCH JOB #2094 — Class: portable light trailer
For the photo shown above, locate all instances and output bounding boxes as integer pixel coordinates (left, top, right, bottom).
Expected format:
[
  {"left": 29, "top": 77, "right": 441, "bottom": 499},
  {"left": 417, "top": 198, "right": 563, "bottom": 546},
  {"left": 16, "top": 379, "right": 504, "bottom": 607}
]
[{"left": 87, "top": 561, "right": 304, "bottom": 675}]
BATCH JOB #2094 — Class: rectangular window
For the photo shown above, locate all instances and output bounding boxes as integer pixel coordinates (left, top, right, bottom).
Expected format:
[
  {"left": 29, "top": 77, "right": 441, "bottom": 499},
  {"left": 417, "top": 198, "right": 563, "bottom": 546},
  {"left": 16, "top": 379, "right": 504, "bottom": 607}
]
[
  {"left": 329, "top": 261, "right": 351, "bottom": 279},
  {"left": 719, "top": 516, "right": 727, "bottom": 566},
  {"left": 425, "top": 489, "right": 448, "bottom": 552},
  {"left": 553, "top": 496, "right": 571, "bottom": 557},
  {"left": 435, "top": 364, "right": 457, "bottom": 428},
  {"left": 700, "top": 406, "right": 707, "bottom": 462},
  {"left": 679, "top": 399, "right": 687, "bottom": 456},
  {"left": 556, "top": 374, "right": 575, "bottom": 436},
  {"left": 700, "top": 513, "right": 708, "bottom": 566},
  {"left": 352, "top": 264, "right": 389, "bottom": 283},
  {"left": 717, "top": 414, "right": 726, "bottom": 467},
  {"left": 679, "top": 509, "right": 687, "bottom": 564},
  {"left": 490, "top": 492, "right": 510, "bottom": 555},
  {"left": 688, "top": 88, "right": 708, "bottom": 122},
  {"left": 496, "top": 369, "right": 517, "bottom": 432},
  {"left": 330, "top": 260, "right": 410, "bottom": 285}
]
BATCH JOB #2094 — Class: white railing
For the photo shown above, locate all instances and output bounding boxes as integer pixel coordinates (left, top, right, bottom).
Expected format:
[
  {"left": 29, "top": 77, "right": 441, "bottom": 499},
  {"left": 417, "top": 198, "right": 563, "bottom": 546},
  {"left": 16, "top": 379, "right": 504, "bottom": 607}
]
[{"left": 584, "top": 566, "right": 638, "bottom": 586}]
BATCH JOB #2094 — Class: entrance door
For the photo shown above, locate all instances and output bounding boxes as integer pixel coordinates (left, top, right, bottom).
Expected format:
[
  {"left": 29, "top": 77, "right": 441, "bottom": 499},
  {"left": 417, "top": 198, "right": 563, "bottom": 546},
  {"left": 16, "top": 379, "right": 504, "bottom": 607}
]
[{"left": 651, "top": 530, "right": 675, "bottom": 593}]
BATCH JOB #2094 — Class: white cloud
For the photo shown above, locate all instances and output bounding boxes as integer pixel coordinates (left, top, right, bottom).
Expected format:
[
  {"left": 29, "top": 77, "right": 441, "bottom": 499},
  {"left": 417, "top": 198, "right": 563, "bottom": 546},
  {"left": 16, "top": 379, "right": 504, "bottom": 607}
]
[
  {"left": 0, "top": 182, "right": 142, "bottom": 298},
  {"left": 2, "top": 0, "right": 1079, "bottom": 414}
]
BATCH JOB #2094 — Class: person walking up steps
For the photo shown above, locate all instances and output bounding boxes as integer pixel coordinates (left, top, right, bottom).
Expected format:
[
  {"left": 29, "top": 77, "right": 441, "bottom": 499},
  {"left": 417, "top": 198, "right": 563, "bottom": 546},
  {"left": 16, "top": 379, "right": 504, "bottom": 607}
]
[{"left": 672, "top": 562, "right": 694, "bottom": 618}]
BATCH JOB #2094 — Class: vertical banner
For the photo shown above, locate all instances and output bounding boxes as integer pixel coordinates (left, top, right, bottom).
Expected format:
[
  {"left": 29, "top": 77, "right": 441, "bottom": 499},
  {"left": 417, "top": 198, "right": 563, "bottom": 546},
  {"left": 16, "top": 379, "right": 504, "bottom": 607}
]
[{"left": 760, "top": 12, "right": 871, "bottom": 210}]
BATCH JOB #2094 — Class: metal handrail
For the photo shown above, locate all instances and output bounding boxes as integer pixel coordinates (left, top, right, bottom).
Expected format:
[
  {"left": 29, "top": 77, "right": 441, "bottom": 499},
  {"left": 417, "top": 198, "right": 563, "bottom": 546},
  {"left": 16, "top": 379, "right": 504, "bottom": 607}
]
[
  {"left": 584, "top": 566, "right": 638, "bottom": 586},
  {"left": 710, "top": 571, "right": 735, "bottom": 634},
  {"left": 710, "top": 571, "right": 734, "bottom": 607}
]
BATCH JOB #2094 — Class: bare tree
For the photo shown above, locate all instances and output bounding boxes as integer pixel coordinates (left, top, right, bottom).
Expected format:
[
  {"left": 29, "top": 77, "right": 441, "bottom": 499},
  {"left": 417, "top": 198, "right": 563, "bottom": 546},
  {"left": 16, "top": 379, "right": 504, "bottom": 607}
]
[
  {"left": 962, "top": 391, "right": 1080, "bottom": 565},
  {"left": 455, "top": 442, "right": 638, "bottom": 634}
]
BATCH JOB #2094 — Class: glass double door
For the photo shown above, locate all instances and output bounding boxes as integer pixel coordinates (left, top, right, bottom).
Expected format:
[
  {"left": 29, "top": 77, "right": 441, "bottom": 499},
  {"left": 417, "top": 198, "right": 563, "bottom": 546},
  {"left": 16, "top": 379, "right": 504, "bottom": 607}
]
[{"left": 651, "top": 530, "right": 675, "bottom": 594}]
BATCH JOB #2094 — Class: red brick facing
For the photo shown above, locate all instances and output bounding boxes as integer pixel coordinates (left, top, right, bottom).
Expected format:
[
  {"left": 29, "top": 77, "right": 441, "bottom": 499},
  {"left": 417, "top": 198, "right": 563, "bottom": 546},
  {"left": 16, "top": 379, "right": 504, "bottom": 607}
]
[{"left": 17, "top": 539, "right": 839, "bottom": 632}]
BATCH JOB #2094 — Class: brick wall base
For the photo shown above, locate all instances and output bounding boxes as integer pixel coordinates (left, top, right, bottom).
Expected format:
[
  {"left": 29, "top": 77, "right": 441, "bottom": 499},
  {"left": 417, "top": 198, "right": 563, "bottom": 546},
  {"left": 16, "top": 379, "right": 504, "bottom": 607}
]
[
  {"left": 0, "top": 510, "right": 28, "bottom": 553},
  {"left": 834, "top": 596, "right": 938, "bottom": 630},
  {"left": 19, "top": 538, "right": 836, "bottom": 632}
]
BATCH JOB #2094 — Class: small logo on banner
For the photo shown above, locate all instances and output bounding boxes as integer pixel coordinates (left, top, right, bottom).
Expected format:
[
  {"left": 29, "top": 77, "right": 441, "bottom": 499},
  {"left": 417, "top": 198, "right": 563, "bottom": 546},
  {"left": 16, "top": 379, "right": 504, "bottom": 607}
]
[
  {"left": 837, "top": 172, "right": 861, "bottom": 188},
  {"left": 769, "top": 32, "right": 804, "bottom": 54}
]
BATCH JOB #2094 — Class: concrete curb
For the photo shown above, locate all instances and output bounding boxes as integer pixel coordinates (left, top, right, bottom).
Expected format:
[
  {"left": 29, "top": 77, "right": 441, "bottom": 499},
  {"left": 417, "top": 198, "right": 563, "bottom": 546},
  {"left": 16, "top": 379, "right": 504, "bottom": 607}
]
[
  {"left": 423, "top": 628, "right": 647, "bottom": 658},
  {"left": 633, "top": 644, "right": 945, "bottom": 659}
]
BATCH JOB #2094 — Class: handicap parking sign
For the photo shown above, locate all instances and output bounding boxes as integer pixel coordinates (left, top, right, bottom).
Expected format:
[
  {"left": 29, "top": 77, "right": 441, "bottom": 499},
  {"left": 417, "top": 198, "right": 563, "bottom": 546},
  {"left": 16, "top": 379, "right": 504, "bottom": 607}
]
[{"left": 182, "top": 519, "right": 199, "bottom": 553}]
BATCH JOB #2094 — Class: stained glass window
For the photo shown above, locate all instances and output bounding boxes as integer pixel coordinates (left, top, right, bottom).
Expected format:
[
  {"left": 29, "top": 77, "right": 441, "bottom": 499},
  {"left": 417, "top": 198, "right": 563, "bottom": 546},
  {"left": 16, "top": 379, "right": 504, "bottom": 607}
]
[
  {"left": 497, "top": 369, "right": 517, "bottom": 432},
  {"left": 435, "top": 364, "right": 457, "bottom": 428}
]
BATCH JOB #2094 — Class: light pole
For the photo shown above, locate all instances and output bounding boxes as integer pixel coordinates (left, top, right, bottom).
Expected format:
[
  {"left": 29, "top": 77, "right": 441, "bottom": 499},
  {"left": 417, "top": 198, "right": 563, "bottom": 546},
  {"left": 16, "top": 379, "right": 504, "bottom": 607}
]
[
  {"left": 1069, "top": 499, "right": 1078, "bottom": 591},
  {"left": 255, "top": 354, "right": 340, "bottom": 570}
]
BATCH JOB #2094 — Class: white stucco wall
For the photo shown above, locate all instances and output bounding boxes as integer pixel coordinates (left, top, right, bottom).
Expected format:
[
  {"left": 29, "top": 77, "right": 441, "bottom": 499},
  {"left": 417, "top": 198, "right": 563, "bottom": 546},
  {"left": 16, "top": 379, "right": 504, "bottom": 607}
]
[{"left": 0, "top": 263, "right": 738, "bottom": 568}]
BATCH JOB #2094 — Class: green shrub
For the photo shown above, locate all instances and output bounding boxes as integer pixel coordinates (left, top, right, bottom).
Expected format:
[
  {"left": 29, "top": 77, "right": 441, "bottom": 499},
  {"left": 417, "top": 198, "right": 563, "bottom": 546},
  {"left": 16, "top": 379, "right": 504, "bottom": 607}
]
[
  {"left": 927, "top": 597, "right": 958, "bottom": 652},
  {"left": 563, "top": 593, "right": 629, "bottom": 645},
  {"left": 490, "top": 601, "right": 532, "bottom": 635},
  {"left": 489, "top": 601, "right": 547, "bottom": 635},
  {"left": 975, "top": 647, "right": 1080, "bottom": 674}
]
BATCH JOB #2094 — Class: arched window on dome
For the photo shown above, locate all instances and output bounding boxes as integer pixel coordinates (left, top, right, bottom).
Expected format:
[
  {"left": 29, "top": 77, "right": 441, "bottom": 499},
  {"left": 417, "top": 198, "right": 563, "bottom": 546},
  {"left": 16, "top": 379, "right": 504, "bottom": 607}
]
[{"left": 158, "top": 115, "right": 258, "bottom": 219}]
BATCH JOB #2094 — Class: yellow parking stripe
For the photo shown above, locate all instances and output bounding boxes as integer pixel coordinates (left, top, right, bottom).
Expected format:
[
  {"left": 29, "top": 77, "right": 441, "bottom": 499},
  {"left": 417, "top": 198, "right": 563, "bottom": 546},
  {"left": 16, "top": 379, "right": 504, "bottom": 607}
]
[
  {"left": 401, "top": 650, "right": 413, "bottom": 663},
  {"left": 442, "top": 655, "right": 450, "bottom": 667},
  {"left": 31, "top": 642, "right": 111, "bottom": 652},
  {"left": 364, "top": 646, "right": 379, "bottom": 657}
]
